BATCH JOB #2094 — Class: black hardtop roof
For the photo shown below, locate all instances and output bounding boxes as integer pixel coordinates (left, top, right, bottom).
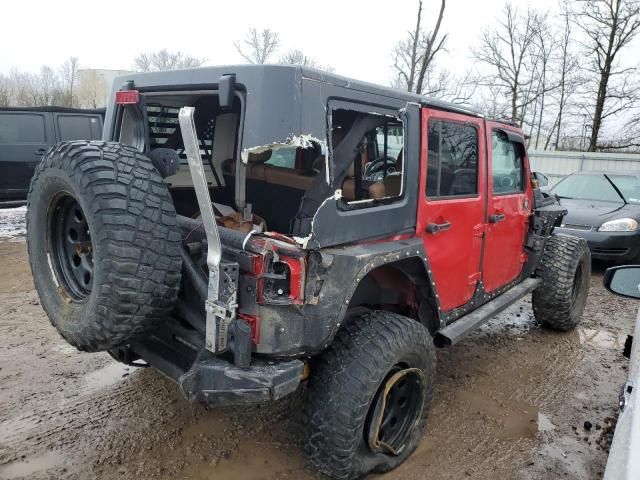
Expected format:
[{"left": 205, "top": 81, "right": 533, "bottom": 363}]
[
  {"left": 116, "top": 64, "right": 481, "bottom": 118},
  {"left": 0, "top": 106, "right": 105, "bottom": 115}
]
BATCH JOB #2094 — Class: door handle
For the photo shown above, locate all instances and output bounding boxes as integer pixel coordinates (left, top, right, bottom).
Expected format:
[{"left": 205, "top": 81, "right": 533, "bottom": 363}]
[
  {"left": 34, "top": 148, "right": 47, "bottom": 156},
  {"left": 489, "top": 213, "right": 506, "bottom": 223},
  {"left": 426, "top": 221, "right": 452, "bottom": 234}
]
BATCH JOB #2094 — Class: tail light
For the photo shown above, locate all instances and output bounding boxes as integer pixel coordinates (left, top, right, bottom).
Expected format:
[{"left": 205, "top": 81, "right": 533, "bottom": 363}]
[
  {"left": 115, "top": 90, "right": 140, "bottom": 105},
  {"left": 245, "top": 242, "right": 306, "bottom": 306},
  {"left": 260, "top": 253, "right": 305, "bottom": 305}
]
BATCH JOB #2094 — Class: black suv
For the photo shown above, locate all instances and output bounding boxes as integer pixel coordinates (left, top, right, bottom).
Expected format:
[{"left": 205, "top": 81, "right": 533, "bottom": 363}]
[{"left": 0, "top": 107, "right": 104, "bottom": 206}]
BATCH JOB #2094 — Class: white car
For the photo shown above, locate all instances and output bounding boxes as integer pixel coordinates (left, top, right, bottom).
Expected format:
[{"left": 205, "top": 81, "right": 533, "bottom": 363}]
[{"left": 603, "top": 266, "right": 640, "bottom": 480}]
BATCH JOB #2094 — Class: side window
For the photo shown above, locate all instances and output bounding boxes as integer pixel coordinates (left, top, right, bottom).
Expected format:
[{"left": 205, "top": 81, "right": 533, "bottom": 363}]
[
  {"left": 332, "top": 108, "right": 404, "bottom": 205},
  {"left": 57, "top": 114, "right": 101, "bottom": 141},
  {"left": 491, "top": 130, "right": 524, "bottom": 194},
  {"left": 0, "top": 113, "right": 46, "bottom": 144},
  {"left": 426, "top": 119, "right": 478, "bottom": 198},
  {"left": 376, "top": 125, "right": 403, "bottom": 159}
]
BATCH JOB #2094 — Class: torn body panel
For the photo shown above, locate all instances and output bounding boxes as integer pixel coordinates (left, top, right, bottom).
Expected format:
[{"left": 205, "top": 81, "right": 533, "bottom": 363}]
[
  {"left": 236, "top": 237, "right": 438, "bottom": 357},
  {"left": 298, "top": 102, "right": 422, "bottom": 248}
]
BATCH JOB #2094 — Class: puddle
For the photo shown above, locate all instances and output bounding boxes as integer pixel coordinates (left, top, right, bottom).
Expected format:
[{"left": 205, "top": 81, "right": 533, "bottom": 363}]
[
  {"left": 80, "top": 362, "right": 132, "bottom": 394},
  {"left": 458, "top": 391, "right": 539, "bottom": 439},
  {"left": 0, "top": 451, "right": 65, "bottom": 479},
  {"left": 578, "top": 328, "right": 627, "bottom": 350},
  {"left": 0, "top": 207, "right": 27, "bottom": 240}
]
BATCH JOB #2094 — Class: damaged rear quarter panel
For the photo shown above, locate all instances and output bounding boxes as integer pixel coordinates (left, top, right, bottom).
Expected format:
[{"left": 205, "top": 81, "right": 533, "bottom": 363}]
[{"left": 250, "top": 238, "right": 437, "bottom": 357}]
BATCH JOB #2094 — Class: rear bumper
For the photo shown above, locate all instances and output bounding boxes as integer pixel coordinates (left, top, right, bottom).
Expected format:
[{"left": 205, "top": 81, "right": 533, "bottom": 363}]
[
  {"left": 554, "top": 228, "right": 640, "bottom": 263},
  {"left": 116, "top": 330, "right": 304, "bottom": 406},
  {"left": 178, "top": 352, "right": 304, "bottom": 404}
]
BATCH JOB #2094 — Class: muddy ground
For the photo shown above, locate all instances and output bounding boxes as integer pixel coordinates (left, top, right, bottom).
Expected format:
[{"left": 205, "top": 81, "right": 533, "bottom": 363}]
[{"left": 0, "top": 219, "right": 636, "bottom": 479}]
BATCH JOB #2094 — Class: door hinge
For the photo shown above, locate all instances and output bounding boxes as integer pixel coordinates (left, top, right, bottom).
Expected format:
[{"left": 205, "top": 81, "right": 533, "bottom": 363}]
[
  {"left": 473, "top": 224, "right": 485, "bottom": 237},
  {"left": 467, "top": 272, "right": 481, "bottom": 285}
]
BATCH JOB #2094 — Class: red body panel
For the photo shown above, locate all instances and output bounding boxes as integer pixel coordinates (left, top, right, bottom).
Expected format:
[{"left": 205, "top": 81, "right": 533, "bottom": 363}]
[
  {"left": 417, "top": 109, "right": 487, "bottom": 311},
  {"left": 482, "top": 121, "right": 533, "bottom": 292}
]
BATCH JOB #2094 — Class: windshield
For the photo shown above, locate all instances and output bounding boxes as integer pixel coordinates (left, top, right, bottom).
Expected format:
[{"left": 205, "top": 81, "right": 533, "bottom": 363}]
[
  {"left": 551, "top": 174, "right": 639, "bottom": 203},
  {"left": 607, "top": 174, "right": 640, "bottom": 204}
]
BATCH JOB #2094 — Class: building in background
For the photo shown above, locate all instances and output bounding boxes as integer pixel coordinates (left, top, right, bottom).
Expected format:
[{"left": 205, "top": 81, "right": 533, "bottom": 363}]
[{"left": 77, "top": 69, "right": 134, "bottom": 108}]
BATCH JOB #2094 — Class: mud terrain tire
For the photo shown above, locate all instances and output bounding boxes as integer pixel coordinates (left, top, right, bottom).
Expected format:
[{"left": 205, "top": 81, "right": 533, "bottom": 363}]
[
  {"left": 532, "top": 234, "right": 590, "bottom": 331},
  {"left": 27, "top": 141, "right": 182, "bottom": 352},
  {"left": 302, "top": 311, "right": 436, "bottom": 479}
]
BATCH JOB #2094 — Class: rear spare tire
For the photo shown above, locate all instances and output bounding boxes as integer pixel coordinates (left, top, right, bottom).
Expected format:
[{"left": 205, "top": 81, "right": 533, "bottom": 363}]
[
  {"left": 302, "top": 311, "right": 436, "bottom": 479},
  {"left": 532, "top": 234, "right": 590, "bottom": 331},
  {"left": 26, "top": 141, "right": 182, "bottom": 352}
]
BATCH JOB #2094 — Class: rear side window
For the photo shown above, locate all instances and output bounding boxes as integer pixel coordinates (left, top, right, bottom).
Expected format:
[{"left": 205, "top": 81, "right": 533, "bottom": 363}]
[
  {"left": 57, "top": 114, "right": 102, "bottom": 141},
  {"left": 426, "top": 119, "right": 478, "bottom": 198},
  {"left": 0, "top": 113, "right": 46, "bottom": 144},
  {"left": 491, "top": 130, "right": 525, "bottom": 194}
]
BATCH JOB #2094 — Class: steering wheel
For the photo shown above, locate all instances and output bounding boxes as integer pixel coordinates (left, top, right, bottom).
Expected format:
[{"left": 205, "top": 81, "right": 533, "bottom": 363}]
[{"left": 364, "top": 156, "right": 397, "bottom": 182}]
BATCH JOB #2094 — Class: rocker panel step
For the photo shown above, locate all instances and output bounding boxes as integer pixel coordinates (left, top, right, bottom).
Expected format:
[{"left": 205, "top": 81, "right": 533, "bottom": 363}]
[{"left": 435, "top": 278, "right": 541, "bottom": 347}]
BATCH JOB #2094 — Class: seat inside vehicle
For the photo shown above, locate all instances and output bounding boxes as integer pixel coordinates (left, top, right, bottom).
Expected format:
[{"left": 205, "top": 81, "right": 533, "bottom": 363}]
[{"left": 222, "top": 145, "right": 321, "bottom": 233}]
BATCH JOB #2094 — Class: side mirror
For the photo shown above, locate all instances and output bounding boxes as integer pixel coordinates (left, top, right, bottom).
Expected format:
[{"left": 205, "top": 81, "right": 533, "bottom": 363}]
[
  {"left": 532, "top": 171, "right": 549, "bottom": 187},
  {"left": 604, "top": 266, "right": 640, "bottom": 299}
]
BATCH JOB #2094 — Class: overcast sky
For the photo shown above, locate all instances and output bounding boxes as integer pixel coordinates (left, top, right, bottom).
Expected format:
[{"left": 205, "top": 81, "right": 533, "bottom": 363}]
[{"left": 2, "top": 0, "right": 568, "bottom": 85}]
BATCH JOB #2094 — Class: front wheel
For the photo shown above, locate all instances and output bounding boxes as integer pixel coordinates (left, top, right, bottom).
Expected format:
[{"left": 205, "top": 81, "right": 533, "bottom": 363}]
[
  {"left": 532, "top": 234, "right": 591, "bottom": 331},
  {"left": 302, "top": 311, "right": 436, "bottom": 479}
]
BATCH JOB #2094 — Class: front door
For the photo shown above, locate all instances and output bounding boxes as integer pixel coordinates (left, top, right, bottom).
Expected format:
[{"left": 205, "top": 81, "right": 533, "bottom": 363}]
[
  {"left": 417, "top": 109, "right": 486, "bottom": 312},
  {"left": 482, "top": 122, "right": 532, "bottom": 292}
]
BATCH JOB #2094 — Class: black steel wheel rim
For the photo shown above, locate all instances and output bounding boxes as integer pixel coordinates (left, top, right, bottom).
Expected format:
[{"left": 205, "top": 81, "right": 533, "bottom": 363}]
[
  {"left": 47, "top": 193, "right": 93, "bottom": 301},
  {"left": 365, "top": 365, "right": 424, "bottom": 455}
]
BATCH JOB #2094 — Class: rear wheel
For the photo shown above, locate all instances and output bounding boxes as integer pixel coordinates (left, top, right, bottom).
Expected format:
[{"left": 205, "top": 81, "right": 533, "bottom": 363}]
[
  {"left": 27, "top": 141, "right": 182, "bottom": 352},
  {"left": 302, "top": 311, "right": 436, "bottom": 479},
  {"left": 532, "top": 234, "right": 591, "bottom": 331}
]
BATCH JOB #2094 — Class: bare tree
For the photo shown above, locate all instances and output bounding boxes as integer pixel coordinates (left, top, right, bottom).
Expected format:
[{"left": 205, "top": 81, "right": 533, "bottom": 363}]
[
  {"left": 574, "top": 0, "right": 640, "bottom": 151},
  {"left": 531, "top": 21, "right": 558, "bottom": 148},
  {"left": 392, "top": 0, "right": 447, "bottom": 95},
  {"left": 279, "top": 49, "right": 334, "bottom": 71},
  {"left": 60, "top": 56, "right": 80, "bottom": 107},
  {"left": 417, "top": 68, "right": 478, "bottom": 104},
  {"left": 133, "top": 49, "right": 206, "bottom": 72},
  {"left": 19, "top": 66, "right": 63, "bottom": 106},
  {"left": 473, "top": 3, "right": 543, "bottom": 124},
  {"left": 235, "top": 28, "right": 280, "bottom": 64},
  {"left": 548, "top": 4, "right": 580, "bottom": 150},
  {"left": 0, "top": 75, "right": 11, "bottom": 107},
  {"left": 77, "top": 70, "right": 105, "bottom": 108}
]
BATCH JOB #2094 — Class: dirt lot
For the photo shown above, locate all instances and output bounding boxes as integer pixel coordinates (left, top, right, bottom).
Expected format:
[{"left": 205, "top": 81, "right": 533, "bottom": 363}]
[{"left": 0, "top": 217, "right": 636, "bottom": 479}]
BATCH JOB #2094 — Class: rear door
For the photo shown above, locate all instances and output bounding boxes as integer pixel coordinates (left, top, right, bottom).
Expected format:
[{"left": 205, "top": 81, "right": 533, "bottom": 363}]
[
  {"left": 482, "top": 122, "right": 532, "bottom": 292},
  {"left": 417, "top": 108, "right": 487, "bottom": 311},
  {"left": 0, "top": 111, "right": 52, "bottom": 201},
  {"left": 53, "top": 112, "right": 103, "bottom": 142}
]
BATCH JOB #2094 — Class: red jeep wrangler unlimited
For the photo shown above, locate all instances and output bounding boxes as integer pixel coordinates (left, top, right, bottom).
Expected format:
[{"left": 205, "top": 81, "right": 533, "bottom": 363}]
[{"left": 26, "top": 65, "right": 590, "bottom": 479}]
